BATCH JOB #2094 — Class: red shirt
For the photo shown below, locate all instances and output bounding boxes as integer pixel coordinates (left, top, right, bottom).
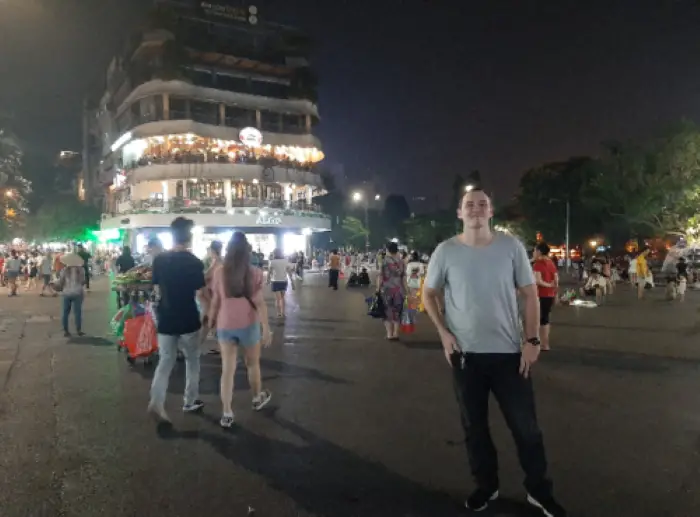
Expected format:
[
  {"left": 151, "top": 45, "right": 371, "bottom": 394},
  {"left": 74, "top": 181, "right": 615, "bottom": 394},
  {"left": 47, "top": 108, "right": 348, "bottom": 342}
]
[{"left": 533, "top": 257, "right": 558, "bottom": 298}]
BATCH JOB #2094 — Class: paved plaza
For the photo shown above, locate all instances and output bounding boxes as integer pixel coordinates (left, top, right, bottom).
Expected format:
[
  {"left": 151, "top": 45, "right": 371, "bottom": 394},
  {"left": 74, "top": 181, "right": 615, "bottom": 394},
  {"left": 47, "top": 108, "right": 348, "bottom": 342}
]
[{"left": 0, "top": 274, "right": 698, "bottom": 516}]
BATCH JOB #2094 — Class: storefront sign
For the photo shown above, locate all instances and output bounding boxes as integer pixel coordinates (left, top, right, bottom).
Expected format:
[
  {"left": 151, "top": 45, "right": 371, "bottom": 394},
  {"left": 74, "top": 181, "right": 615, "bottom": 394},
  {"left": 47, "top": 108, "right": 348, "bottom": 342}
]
[
  {"left": 256, "top": 213, "right": 282, "bottom": 225},
  {"left": 200, "top": 2, "right": 258, "bottom": 24},
  {"left": 239, "top": 127, "right": 263, "bottom": 147}
]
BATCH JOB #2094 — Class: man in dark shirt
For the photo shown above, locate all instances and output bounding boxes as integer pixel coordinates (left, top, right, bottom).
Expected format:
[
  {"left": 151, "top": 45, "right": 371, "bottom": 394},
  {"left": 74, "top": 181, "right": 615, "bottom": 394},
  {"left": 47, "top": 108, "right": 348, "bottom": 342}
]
[
  {"left": 148, "top": 217, "right": 206, "bottom": 423},
  {"left": 115, "top": 246, "right": 136, "bottom": 273},
  {"left": 76, "top": 244, "right": 92, "bottom": 290}
]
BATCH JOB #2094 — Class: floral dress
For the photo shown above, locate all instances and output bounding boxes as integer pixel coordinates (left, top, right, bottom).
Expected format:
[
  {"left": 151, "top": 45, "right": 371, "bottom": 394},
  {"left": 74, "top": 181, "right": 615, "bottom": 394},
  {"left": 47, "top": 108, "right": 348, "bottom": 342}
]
[{"left": 380, "top": 254, "right": 406, "bottom": 322}]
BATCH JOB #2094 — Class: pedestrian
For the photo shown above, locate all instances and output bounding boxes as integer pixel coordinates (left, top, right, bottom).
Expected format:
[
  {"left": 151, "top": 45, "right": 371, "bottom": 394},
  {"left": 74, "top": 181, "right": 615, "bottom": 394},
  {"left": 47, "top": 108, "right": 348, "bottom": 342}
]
[
  {"left": 200, "top": 240, "right": 223, "bottom": 354},
  {"left": 76, "top": 244, "right": 91, "bottom": 291},
  {"left": 376, "top": 241, "right": 406, "bottom": 340},
  {"left": 268, "top": 248, "right": 294, "bottom": 318},
  {"left": 208, "top": 232, "right": 273, "bottom": 428},
  {"left": 57, "top": 252, "right": 86, "bottom": 337},
  {"left": 532, "top": 242, "right": 558, "bottom": 351},
  {"left": 148, "top": 217, "right": 207, "bottom": 423},
  {"left": 40, "top": 250, "right": 57, "bottom": 297},
  {"left": 328, "top": 249, "right": 341, "bottom": 290},
  {"left": 5, "top": 250, "right": 21, "bottom": 297},
  {"left": 636, "top": 248, "right": 651, "bottom": 300},
  {"left": 422, "top": 189, "right": 566, "bottom": 516}
]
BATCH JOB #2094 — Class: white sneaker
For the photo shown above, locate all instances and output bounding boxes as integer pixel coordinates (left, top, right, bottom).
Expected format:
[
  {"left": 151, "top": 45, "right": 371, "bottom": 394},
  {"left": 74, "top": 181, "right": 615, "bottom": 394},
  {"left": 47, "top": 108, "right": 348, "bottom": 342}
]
[{"left": 252, "top": 389, "right": 272, "bottom": 411}]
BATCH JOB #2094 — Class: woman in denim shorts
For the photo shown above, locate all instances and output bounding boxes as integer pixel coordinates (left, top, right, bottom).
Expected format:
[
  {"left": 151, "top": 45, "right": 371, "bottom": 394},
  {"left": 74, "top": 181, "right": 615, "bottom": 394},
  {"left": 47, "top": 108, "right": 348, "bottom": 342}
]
[{"left": 208, "top": 232, "right": 273, "bottom": 428}]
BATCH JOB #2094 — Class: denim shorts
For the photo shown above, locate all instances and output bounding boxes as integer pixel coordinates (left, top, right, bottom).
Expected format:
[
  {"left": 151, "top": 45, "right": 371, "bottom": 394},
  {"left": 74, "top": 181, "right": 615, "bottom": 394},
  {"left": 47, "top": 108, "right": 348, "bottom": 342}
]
[
  {"left": 217, "top": 322, "right": 261, "bottom": 347},
  {"left": 271, "top": 281, "right": 288, "bottom": 293}
]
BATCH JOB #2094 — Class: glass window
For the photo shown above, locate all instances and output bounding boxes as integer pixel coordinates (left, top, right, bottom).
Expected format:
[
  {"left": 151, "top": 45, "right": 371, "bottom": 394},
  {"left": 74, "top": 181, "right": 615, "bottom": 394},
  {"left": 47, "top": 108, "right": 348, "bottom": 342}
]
[
  {"left": 282, "top": 113, "right": 303, "bottom": 134},
  {"left": 190, "top": 100, "right": 218, "bottom": 125},
  {"left": 154, "top": 95, "right": 163, "bottom": 121},
  {"left": 251, "top": 80, "right": 289, "bottom": 98},
  {"left": 217, "top": 74, "right": 250, "bottom": 93},
  {"left": 186, "top": 68, "right": 215, "bottom": 88},
  {"left": 225, "top": 106, "right": 254, "bottom": 127},
  {"left": 169, "top": 97, "right": 188, "bottom": 120},
  {"left": 260, "top": 110, "right": 280, "bottom": 132}
]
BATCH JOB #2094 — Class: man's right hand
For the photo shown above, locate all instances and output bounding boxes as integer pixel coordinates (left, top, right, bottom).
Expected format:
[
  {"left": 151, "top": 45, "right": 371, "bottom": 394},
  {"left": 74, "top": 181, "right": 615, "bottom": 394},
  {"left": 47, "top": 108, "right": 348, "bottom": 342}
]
[{"left": 438, "top": 328, "right": 459, "bottom": 366}]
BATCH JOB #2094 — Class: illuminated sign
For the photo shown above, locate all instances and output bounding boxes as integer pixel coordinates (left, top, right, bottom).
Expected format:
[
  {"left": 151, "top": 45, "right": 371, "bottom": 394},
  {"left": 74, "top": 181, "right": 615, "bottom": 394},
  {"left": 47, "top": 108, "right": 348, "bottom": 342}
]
[
  {"left": 239, "top": 127, "right": 263, "bottom": 147},
  {"left": 256, "top": 213, "right": 282, "bottom": 225},
  {"left": 200, "top": 3, "right": 258, "bottom": 24},
  {"left": 111, "top": 131, "right": 133, "bottom": 153}
]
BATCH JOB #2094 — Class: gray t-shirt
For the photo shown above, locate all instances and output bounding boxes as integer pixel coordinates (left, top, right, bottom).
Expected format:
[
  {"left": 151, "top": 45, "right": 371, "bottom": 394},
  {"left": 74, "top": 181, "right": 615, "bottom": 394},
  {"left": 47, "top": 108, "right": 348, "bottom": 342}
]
[{"left": 424, "top": 234, "right": 535, "bottom": 354}]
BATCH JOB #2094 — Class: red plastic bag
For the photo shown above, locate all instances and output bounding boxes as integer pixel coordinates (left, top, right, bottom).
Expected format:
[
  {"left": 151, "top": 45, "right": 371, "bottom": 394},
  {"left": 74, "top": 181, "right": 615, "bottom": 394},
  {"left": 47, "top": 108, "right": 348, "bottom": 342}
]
[
  {"left": 400, "top": 306, "right": 416, "bottom": 334},
  {"left": 123, "top": 313, "right": 158, "bottom": 359}
]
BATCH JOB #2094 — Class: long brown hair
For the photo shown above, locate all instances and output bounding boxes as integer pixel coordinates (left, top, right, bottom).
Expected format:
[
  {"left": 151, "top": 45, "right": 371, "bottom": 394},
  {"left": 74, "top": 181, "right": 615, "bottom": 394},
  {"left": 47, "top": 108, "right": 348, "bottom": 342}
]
[{"left": 223, "top": 231, "right": 253, "bottom": 299}]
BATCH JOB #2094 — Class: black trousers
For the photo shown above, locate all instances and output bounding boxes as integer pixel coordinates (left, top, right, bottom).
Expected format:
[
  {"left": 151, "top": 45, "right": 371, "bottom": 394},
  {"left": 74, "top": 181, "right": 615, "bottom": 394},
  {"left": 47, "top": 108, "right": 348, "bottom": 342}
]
[
  {"left": 328, "top": 269, "right": 339, "bottom": 290},
  {"left": 451, "top": 352, "right": 552, "bottom": 497},
  {"left": 84, "top": 267, "right": 90, "bottom": 289}
]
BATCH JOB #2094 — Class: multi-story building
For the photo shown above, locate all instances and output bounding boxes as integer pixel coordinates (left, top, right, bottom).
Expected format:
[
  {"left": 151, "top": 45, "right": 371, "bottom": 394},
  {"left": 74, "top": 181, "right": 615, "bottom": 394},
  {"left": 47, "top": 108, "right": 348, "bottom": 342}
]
[{"left": 95, "top": 0, "right": 328, "bottom": 257}]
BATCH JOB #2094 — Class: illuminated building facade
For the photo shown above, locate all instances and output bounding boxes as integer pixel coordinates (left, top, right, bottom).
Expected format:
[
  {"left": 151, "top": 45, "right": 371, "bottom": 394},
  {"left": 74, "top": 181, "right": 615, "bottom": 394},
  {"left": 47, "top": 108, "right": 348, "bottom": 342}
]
[{"left": 94, "top": 0, "right": 328, "bottom": 256}]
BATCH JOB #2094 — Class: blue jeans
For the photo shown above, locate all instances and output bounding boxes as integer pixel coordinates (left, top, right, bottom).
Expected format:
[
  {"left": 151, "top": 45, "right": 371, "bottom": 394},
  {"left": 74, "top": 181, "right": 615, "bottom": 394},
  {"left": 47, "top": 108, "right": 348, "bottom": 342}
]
[
  {"left": 150, "top": 331, "right": 200, "bottom": 408},
  {"left": 62, "top": 295, "right": 83, "bottom": 332}
]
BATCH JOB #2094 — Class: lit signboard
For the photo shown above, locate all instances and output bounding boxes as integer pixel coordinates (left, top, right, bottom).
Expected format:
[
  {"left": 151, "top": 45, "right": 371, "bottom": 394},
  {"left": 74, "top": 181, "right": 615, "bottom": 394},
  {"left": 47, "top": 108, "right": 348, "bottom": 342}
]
[
  {"left": 239, "top": 127, "right": 263, "bottom": 147},
  {"left": 200, "top": 3, "right": 258, "bottom": 24}
]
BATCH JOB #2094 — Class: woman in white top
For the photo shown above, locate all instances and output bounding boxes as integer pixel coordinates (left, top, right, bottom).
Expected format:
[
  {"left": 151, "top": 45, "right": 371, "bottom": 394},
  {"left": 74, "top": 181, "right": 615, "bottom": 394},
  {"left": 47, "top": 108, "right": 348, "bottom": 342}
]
[
  {"left": 405, "top": 251, "right": 426, "bottom": 308},
  {"left": 267, "top": 248, "right": 294, "bottom": 318}
]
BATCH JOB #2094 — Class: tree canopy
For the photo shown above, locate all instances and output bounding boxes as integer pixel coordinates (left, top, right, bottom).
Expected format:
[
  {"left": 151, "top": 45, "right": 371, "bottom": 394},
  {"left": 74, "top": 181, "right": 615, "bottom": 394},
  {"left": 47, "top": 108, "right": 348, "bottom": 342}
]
[
  {"left": 26, "top": 196, "right": 101, "bottom": 242},
  {"left": 508, "top": 120, "right": 700, "bottom": 248}
]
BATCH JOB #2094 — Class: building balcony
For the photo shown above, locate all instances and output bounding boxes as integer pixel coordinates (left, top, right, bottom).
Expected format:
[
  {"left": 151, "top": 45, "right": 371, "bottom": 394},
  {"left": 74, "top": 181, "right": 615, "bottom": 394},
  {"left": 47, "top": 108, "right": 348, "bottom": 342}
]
[{"left": 105, "top": 197, "right": 329, "bottom": 220}]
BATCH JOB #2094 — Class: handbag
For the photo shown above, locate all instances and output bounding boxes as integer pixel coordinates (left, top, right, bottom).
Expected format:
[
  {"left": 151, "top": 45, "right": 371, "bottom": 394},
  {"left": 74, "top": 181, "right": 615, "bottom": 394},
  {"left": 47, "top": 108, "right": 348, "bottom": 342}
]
[
  {"left": 400, "top": 299, "right": 416, "bottom": 334},
  {"left": 367, "top": 293, "right": 386, "bottom": 319}
]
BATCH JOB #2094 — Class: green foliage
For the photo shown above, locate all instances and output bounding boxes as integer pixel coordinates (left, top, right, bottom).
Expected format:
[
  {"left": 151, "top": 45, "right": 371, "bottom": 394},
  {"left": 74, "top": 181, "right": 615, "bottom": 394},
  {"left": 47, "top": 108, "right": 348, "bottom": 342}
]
[
  {"left": 26, "top": 196, "right": 101, "bottom": 242},
  {"left": 403, "top": 213, "right": 456, "bottom": 251},
  {"left": 514, "top": 157, "right": 603, "bottom": 244},
  {"left": 340, "top": 216, "right": 369, "bottom": 248},
  {"left": 509, "top": 120, "right": 700, "bottom": 247},
  {"left": 0, "top": 129, "right": 32, "bottom": 233}
]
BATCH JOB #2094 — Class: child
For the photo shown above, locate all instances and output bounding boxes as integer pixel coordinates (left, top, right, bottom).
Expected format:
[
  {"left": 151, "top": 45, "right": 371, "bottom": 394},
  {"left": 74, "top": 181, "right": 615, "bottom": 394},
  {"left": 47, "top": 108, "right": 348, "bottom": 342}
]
[{"left": 579, "top": 270, "right": 606, "bottom": 305}]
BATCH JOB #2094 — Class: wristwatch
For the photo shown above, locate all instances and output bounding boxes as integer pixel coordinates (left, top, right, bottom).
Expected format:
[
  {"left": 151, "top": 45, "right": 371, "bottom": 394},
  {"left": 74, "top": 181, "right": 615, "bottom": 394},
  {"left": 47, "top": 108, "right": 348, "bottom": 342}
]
[{"left": 526, "top": 337, "right": 541, "bottom": 346}]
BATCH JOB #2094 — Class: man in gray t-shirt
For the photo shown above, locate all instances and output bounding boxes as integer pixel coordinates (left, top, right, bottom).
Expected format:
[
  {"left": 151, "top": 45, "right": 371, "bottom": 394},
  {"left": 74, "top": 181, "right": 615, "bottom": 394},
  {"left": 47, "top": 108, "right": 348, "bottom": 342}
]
[
  {"left": 423, "top": 189, "right": 566, "bottom": 517},
  {"left": 425, "top": 232, "right": 534, "bottom": 354}
]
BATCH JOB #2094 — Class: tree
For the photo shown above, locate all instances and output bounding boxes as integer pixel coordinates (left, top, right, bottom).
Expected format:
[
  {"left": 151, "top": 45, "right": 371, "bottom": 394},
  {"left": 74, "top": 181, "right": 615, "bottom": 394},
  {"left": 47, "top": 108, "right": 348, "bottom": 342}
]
[
  {"left": 404, "top": 213, "right": 455, "bottom": 251},
  {"left": 340, "top": 216, "right": 369, "bottom": 249},
  {"left": 26, "top": 196, "right": 101, "bottom": 242},
  {"left": 515, "top": 157, "right": 605, "bottom": 246},
  {"left": 382, "top": 194, "right": 411, "bottom": 239},
  {"left": 0, "top": 129, "right": 31, "bottom": 236}
]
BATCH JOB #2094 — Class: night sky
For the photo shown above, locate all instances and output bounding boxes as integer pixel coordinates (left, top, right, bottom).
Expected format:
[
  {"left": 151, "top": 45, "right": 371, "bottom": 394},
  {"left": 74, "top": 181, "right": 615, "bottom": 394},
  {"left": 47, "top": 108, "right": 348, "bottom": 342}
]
[{"left": 2, "top": 0, "right": 700, "bottom": 208}]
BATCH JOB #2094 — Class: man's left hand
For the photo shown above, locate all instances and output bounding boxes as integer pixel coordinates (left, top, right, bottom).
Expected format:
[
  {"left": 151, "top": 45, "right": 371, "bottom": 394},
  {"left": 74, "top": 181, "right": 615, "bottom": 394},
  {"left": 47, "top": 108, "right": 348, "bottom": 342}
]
[{"left": 519, "top": 343, "right": 541, "bottom": 378}]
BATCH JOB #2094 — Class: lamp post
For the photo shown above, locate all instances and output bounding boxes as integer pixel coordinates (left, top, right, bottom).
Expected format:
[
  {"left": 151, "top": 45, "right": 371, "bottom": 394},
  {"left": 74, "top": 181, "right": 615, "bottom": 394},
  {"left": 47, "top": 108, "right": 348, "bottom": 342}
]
[
  {"left": 549, "top": 197, "right": 571, "bottom": 273},
  {"left": 352, "top": 191, "right": 380, "bottom": 251}
]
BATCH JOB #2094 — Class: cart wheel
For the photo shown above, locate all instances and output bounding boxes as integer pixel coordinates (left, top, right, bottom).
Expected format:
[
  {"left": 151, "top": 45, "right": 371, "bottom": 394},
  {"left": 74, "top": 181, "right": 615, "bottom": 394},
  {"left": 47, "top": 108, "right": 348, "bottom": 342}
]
[
  {"left": 126, "top": 355, "right": 135, "bottom": 365},
  {"left": 144, "top": 357, "right": 154, "bottom": 368}
]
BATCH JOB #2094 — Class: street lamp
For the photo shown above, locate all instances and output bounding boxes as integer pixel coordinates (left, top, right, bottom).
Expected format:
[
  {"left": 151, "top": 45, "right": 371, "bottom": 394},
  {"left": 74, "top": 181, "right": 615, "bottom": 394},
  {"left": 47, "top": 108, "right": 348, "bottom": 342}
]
[
  {"left": 549, "top": 197, "right": 571, "bottom": 273},
  {"left": 465, "top": 184, "right": 474, "bottom": 192},
  {"left": 352, "top": 191, "right": 378, "bottom": 251}
]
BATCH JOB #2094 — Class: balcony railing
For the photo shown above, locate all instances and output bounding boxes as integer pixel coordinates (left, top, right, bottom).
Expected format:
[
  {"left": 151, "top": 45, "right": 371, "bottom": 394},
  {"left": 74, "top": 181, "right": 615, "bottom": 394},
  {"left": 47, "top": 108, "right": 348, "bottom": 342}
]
[
  {"left": 123, "top": 154, "right": 317, "bottom": 172},
  {"left": 107, "top": 197, "right": 328, "bottom": 220}
]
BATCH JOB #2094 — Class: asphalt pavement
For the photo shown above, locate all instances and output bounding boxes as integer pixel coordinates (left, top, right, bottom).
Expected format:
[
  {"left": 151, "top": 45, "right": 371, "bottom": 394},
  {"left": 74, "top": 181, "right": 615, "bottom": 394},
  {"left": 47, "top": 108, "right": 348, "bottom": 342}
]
[{"left": 0, "top": 274, "right": 698, "bottom": 517}]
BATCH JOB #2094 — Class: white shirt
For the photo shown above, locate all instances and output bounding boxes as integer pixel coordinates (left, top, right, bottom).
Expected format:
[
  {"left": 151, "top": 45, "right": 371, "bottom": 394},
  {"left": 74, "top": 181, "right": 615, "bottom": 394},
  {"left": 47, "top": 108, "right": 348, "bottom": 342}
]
[
  {"left": 406, "top": 261, "right": 426, "bottom": 289},
  {"left": 268, "top": 258, "right": 291, "bottom": 282}
]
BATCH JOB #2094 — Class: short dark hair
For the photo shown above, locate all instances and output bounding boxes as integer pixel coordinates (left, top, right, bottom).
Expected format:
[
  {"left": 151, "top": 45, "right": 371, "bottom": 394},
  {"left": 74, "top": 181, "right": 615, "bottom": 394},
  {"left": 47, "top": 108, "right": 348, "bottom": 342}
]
[
  {"left": 171, "top": 216, "right": 194, "bottom": 245},
  {"left": 387, "top": 242, "right": 399, "bottom": 254},
  {"left": 536, "top": 242, "right": 550, "bottom": 256},
  {"left": 210, "top": 240, "right": 223, "bottom": 256}
]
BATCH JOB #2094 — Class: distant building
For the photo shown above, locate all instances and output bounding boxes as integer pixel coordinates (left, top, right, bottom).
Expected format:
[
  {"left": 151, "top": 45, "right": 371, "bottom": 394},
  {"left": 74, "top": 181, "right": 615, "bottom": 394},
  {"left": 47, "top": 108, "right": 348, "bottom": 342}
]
[
  {"left": 55, "top": 150, "right": 82, "bottom": 196},
  {"left": 85, "top": 0, "right": 328, "bottom": 256}
]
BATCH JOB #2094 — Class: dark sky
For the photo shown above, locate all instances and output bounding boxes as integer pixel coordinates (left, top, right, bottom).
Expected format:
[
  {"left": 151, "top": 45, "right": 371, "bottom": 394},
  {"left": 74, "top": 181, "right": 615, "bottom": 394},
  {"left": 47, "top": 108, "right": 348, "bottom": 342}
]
[{"left": 3, "top": 0, "right": 700, "bottom": 207}]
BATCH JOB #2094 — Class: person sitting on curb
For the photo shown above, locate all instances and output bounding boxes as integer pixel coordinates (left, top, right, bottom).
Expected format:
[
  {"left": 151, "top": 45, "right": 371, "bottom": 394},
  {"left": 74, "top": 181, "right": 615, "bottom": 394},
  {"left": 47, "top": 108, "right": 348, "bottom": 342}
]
[{"left": 579, "top": 270, "right": 606, "bottom": 304}]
